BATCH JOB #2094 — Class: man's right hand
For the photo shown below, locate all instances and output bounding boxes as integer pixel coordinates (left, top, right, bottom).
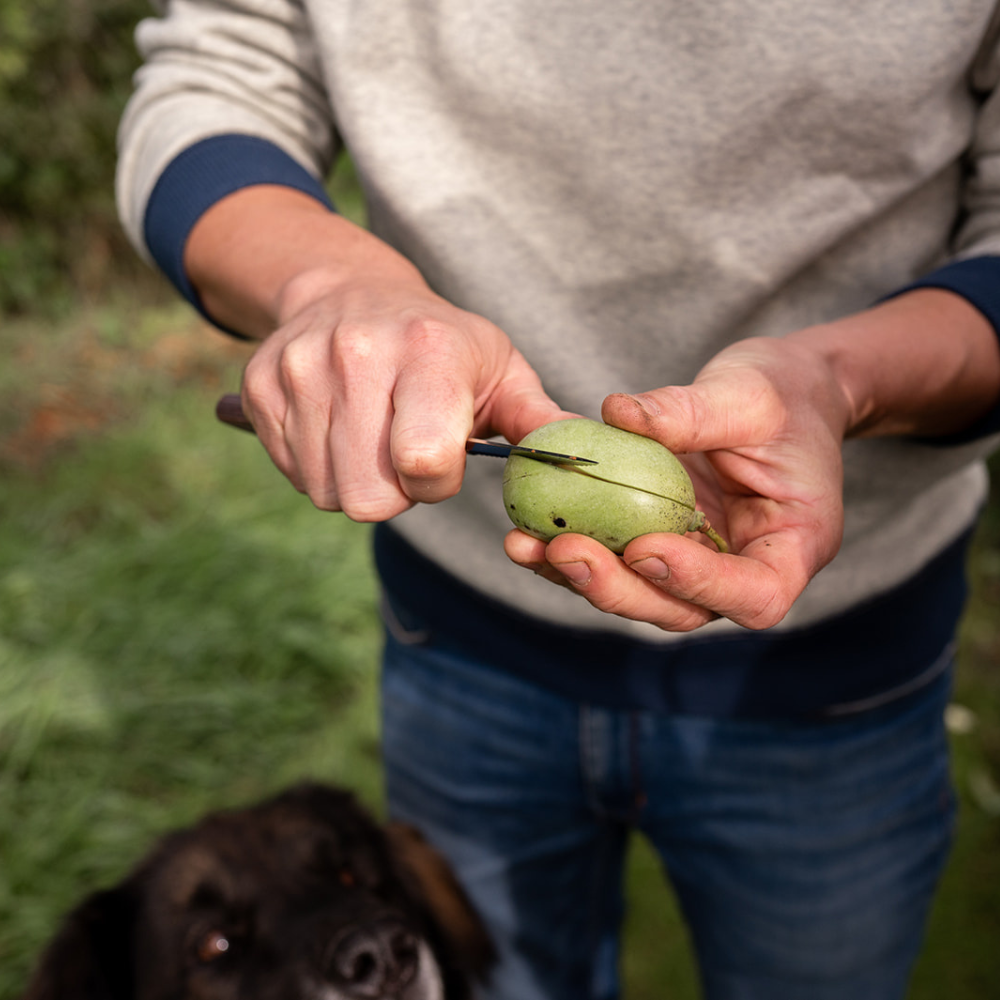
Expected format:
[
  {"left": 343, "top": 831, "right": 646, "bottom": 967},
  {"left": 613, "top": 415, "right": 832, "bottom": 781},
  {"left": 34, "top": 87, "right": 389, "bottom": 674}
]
[{"left": 185, "top": 185, "right": 569, "bottom": 521}]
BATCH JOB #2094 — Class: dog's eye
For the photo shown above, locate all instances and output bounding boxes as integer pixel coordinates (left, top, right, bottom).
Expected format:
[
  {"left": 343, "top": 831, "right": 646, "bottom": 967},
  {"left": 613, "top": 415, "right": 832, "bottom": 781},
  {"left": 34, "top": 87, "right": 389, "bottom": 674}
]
[
  {"left": 196, "top": 930, "right": 231, "bottom": 964},
  {"left": 338, "top": 866, "right": 356, "bottom": 887}
]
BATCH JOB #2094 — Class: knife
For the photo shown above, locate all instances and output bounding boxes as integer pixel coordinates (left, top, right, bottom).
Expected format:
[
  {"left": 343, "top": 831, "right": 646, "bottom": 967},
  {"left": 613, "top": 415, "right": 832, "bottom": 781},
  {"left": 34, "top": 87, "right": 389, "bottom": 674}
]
[{"left": 214, "top": 394, "right": 598, "bottom": 466}]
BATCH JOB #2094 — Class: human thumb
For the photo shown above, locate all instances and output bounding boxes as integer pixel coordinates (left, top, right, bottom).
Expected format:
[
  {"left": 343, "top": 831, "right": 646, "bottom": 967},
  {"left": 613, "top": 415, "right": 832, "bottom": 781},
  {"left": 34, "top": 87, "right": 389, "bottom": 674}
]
[
  {"left": 486, "top": 350, "right": 580, "bottom": 445},
  {"left": 602, "top": 376, "right": 778, "bottom": 456}
]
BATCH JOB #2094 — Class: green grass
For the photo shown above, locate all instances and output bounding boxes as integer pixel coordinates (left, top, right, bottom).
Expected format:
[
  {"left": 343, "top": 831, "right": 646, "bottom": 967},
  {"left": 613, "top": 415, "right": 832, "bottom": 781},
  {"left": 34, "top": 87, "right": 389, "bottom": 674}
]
[
  {"left": 1, "top": 295, "right": 998, "bottom": 997},
  {"left": 0, "top": 301, "right": 384, "bottom": 993}
]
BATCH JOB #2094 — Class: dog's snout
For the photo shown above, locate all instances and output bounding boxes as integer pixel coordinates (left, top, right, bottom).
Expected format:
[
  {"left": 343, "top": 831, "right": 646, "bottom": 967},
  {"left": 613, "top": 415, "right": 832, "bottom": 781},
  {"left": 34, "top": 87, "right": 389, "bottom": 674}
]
[
  {"left": 326, "top": 917, "right": 420, "bottom": 997},
  {"left": 24, "top": 786, "right": 492, "bottom": 1000}
]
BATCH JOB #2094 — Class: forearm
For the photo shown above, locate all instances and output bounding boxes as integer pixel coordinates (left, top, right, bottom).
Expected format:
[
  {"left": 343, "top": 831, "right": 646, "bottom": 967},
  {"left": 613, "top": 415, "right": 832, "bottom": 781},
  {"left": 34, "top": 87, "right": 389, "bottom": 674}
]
[
  {"left": 183, "top": 185, "right": 428, "bottom": 339},
  {"left": 787, "top": 288, "right": 1000, "bottom": 440}
]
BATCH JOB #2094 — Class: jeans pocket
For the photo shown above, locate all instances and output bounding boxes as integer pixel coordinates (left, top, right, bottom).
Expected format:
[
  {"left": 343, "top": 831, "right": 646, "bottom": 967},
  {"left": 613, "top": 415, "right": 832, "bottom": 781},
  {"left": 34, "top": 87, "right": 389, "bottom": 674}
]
[{"left": 379, "top": 588, "right": 432, "bottom": 646}]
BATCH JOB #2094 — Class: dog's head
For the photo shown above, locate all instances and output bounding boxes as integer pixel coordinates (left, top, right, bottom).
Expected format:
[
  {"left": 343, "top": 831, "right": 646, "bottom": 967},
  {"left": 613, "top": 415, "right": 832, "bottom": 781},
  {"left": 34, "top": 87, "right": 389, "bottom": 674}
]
[{"left": 21, "top": 783, "right": 493, "bottom": 1000}]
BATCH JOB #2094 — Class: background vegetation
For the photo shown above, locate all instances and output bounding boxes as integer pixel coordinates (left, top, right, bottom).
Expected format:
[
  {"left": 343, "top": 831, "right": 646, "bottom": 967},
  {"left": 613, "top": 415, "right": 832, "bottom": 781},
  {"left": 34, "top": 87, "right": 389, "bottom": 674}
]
[
  {"left": 0, "top": 0, "right": 157, "bottom": 315},
  {"left": 1, "top": 3, "right": 998, "bottom": 997}
]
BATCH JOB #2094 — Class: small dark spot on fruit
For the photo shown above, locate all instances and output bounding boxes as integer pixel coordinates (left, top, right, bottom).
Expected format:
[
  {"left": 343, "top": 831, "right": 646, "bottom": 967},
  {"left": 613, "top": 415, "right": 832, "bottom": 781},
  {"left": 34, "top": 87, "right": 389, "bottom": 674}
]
[{"left": 553, "top": 517, "right": 567, "bottom": 527}]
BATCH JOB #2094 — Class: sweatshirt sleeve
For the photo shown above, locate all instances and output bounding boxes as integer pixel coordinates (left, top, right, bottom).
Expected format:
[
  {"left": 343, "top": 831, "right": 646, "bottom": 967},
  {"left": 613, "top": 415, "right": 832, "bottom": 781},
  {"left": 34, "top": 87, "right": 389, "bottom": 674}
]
[
  {"left": 897, "top": 256, "right": 1000, "bottom": 443},
  {"left": 141, "top": 134, "right": 333, "bottom": 327},
  {"left": 881, "top": 16, "right": 1000, "bottom": 443},
  {"left": 116, "top": 0, "right": 338, "bottom": 267},
  {"left": 948, "top": 8, "right": 1000, "bottom": 262}
]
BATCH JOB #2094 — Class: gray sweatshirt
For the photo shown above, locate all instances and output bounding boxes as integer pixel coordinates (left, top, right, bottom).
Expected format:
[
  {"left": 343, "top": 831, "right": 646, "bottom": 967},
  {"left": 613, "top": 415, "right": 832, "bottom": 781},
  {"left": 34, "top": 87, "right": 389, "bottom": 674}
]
[{"left": 118, "top": 0, "right": 1000, "bottom": 712}]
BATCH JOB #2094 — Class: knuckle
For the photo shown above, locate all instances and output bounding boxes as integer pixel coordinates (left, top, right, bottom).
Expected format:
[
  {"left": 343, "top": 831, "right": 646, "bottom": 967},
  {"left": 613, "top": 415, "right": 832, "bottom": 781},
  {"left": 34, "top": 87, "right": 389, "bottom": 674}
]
[
  {"left": 395, "top": 440, "right": 456, "bottom": 484},
  {"left": 736, "top": 587, "right": 791, "bottom": 630},
  {"left": 293, "top": 470, "right": 340, "bottom": 512},
  {"left": 658, "top": 389, "right": 718, "bottom": 454},
  {"left": 241, "top": 359, "right": 278, "bottom": 413},
  {"left": 592, "top": 586, "right": 632, "bottom": 617},
  {"left": 401, "top": 315, "right": 455, "bottom": 351},
  {"left": 277, "top": 338, "right": 322, "bottom": 390},
  {"left": 305, "top": 487, "right": 342, "bottom": 514},
  {"left": 668, "top": 560, "right": 717, "bottom": 606},
  {"left": 592, "top": 592, "right": 640, "bottom": 622},
  {"left": 333, "top": 324, "right": 377, "bottom": 367},
  {"left": 338, "top": 491, "right": 411, "bottom": 523},
  {"left": 660, "top": 609, "right": 716, "bottom": 633}
]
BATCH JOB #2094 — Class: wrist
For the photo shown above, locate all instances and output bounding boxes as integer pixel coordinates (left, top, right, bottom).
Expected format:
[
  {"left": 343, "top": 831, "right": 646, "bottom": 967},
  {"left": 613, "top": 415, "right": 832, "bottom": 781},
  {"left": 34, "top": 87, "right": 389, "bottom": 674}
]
[
  {"left": 783, "top": 324, "right": 872, "bottom": 438},
  {"left": 272, "top": 231, "right": 428, "bottom": 328},
  {"left": 786, "top": 289, "right": 1000, "bottom": 439},
  {"left": 144, "top": 136, "right": 335, "bottom": 329},
  {"left": 185, "top": 185, "right": 427, "bottom": 337}
]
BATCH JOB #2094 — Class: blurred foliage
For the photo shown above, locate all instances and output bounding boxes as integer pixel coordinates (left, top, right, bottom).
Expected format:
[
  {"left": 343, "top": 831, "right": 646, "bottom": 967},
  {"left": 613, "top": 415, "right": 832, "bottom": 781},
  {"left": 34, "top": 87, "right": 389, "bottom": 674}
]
[
  {"left": 0, "top": 0, "right": 161, "bottom": 315},
  {"left": 0, "top": 0, "right": 367, "bottom": 318},
  {"left": 0, "top": 303, "right": 384, "bottom": 994}
]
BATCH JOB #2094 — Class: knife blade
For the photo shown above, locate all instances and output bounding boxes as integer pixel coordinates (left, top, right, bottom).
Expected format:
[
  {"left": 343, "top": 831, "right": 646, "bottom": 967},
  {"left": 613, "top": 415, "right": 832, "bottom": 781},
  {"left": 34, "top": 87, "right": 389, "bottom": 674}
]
[
  {"left": 464, "top": 438, "right": 597, "bottom": 465},
  {"left": 215, "top": 394, "right": 597, "bottom": 466}
]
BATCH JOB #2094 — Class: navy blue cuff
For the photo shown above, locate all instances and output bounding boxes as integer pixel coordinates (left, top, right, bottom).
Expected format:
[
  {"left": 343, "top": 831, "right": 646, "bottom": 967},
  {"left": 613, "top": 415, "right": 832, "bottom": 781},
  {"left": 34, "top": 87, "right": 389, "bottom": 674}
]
[
  {"left": 143, "top": 134, "right": 335, "bottom": 336},
  {"left": 891, "top": 255, "right": 1000, "bottom": 443}
]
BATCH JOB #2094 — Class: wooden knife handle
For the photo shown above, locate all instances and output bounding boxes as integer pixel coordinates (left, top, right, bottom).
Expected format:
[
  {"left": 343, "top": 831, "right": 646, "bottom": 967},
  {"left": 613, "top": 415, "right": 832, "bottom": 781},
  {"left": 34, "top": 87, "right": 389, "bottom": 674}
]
[{"left": 215, "top": 394, "right": 256, "bottom": 434}]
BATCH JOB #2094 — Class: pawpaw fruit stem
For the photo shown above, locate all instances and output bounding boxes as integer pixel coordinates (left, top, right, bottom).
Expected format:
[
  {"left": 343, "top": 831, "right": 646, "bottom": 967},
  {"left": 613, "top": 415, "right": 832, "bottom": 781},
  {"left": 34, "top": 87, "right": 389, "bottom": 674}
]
[{"left": 699, "top": 520, "right": 729, "bottom": 554}]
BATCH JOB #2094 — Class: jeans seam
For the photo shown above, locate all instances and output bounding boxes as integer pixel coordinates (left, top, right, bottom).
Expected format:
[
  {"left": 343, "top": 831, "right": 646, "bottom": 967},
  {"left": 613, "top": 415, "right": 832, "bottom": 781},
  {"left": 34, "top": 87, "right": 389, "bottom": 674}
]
[
  {"left": 822, "top": 641, "right": 955, "bottom": 716},
  {"left": 580, "top": 706, "right": 606, "bottom": 817}
]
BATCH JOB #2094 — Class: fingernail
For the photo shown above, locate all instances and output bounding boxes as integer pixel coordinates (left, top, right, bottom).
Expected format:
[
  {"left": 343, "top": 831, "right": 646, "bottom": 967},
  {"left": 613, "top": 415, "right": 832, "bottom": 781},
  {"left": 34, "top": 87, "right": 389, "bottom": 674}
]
[
  {"left": 630, "top": 556, "right": 670, "bottom": 581},
  {"left": 628, "top": 393, "right": 661, "bottom": 417},
  {"left": 553, "top": 561, "right": 592, "bottom": 587}
]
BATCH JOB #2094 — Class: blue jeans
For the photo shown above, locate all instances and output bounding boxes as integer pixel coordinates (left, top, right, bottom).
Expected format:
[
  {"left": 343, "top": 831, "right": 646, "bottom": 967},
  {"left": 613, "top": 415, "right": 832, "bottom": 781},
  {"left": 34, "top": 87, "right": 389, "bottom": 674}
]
[{"left": 380, "top": 625, "right": 955, "bottom": 1000}]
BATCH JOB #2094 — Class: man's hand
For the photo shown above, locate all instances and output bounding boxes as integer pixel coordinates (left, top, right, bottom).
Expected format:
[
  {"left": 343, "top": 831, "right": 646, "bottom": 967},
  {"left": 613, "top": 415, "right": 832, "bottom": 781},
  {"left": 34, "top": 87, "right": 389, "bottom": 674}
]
[
  {"left": 185, "top": 186, "right": 570, "bottom": 521},
  {"left": 506, "top": 288, "right": 1000, "bottom": 633},
  {"left": 505, "top": 336, "right": 851, "bottom": 631},
  {"left": 240, "top": 276, "right": 567, "bottom": 521}
]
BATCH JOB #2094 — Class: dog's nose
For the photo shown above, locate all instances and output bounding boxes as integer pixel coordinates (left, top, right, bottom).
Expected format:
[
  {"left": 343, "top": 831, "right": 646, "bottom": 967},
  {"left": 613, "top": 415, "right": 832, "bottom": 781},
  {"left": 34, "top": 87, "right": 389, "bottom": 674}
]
[{"left": 326, "top": 917, "right": 420, "bottom": 997}]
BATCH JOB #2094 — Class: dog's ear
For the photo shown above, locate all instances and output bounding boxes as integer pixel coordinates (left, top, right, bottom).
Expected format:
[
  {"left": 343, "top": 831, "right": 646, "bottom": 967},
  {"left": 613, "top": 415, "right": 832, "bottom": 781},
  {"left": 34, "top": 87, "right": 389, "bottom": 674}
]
[
  {"left": 385, "top": 821, "right": 496, "bottom": 981},
  {"left": 20, "top": 885, "right": 136, "bottom": 1000}
]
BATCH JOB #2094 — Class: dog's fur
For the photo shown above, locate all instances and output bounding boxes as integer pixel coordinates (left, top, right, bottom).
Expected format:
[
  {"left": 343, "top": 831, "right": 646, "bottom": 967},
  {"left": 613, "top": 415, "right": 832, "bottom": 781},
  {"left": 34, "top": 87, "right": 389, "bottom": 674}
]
[{"left": 20, "top": 783, "right": 493, "bottom": 1000}]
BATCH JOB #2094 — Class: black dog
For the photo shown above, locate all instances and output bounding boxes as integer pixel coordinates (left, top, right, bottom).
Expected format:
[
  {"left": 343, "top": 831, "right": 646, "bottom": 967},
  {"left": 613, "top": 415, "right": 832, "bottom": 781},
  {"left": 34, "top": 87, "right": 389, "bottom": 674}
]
[{"left": 20, "top": 783, "right": 493, "bottom": 1000}]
